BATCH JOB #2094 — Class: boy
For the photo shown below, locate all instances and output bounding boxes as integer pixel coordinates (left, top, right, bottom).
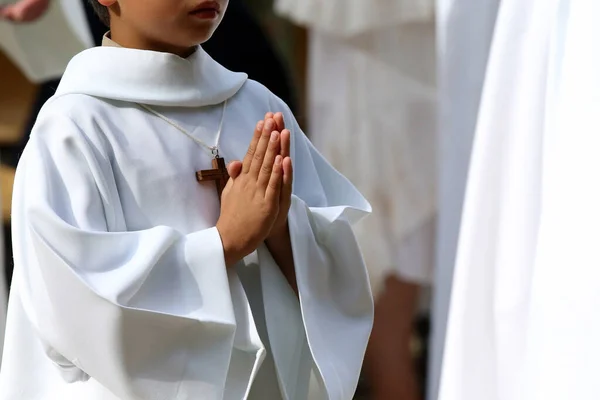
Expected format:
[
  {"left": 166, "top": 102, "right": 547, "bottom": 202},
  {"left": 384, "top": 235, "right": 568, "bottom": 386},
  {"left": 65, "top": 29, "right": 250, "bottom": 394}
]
[{"left": 0, "top": 0, "right": 373, "bottom": 399}]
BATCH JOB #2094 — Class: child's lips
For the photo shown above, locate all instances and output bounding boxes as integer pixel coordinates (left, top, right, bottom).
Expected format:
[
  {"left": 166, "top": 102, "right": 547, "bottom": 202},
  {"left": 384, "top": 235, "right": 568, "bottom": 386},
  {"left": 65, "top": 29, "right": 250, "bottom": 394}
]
[
  {"left": 190, "top": 1, "right": 220, "bottom": 18},
  {"left": 190, "top": 9, "right": 218, "bottom": 19}
]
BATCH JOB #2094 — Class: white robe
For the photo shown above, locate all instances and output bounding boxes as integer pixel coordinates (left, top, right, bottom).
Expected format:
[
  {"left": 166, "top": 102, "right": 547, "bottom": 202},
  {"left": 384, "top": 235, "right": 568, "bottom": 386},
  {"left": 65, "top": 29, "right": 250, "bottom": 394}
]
[
  {"left": 275, "top": 0, "right": 437, "bottom": 296},
  {"left": 0, "top": 0, "right": 93, "bottom": 82},
  {"left": 429, "top": 0, "right": 500, "bottom": 398},
  {"left": 0, "top": 45, "right": 373, "bottom": 400},
  {"left": 440, "top": 1, "right": 600, "bottom": 399}
]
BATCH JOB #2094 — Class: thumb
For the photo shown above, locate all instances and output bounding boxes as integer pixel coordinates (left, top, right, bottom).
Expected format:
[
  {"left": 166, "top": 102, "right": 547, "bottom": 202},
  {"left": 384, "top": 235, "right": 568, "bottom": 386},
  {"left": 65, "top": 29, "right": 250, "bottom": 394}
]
[{"left": 227, "top": 160, "right": 242, "bottom": 179}]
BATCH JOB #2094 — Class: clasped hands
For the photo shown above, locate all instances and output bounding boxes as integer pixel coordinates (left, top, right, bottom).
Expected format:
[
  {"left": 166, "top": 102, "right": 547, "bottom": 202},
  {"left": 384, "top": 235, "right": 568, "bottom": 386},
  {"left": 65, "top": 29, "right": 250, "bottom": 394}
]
[{"left": 216, "top": 112, "right": 293, "bottom": 267}]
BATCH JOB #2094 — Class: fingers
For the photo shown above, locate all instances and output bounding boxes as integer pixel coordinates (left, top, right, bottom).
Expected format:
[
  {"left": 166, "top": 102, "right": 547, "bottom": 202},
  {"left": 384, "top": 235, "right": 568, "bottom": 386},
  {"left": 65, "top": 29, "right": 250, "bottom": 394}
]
[
  {"left": 264, "top": 112, "right": 285, "bottom": 131},
  {"left": 274, "top": 112, "right": 285, "bottom": 131},
  {"left": 243, "top": 120, "right": 264, "bottom": 173},
  {"left": 258, "top": 131, "right": 281, "bottom": 189},
  {"left": 266, "top": 155, "right": 284, "bottom": 201},
  {"left": 221, "top": 168, "right": 236, "bottom": 199},
  {"left": 280, "top": 129, "right": 291, "bottom": 159},
  {"left": 282, "top": 156, "right": 293, "bottom": 198},
  {"left": 227, "top": 160, "right": 243, "bottom": 179},
  {"left": 249, "top": 118, "right": 276, "bottom": 177},
  {"left": 243, "top": 115, "right": 286, "bottom": 180},
  {"left": 264, "top": 111, "right": 289, "bottom": 158}
]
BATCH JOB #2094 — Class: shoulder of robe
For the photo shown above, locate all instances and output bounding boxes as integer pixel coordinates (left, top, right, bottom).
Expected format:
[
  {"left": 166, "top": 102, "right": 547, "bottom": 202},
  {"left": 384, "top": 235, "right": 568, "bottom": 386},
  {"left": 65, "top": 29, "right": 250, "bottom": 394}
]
[
  {"left": 31, "top": 94, "right": 114, "bottom": 158},
  {"left": 37, "top": 94, "right": 114, "bottom": 125},
  {"left": 236, "top": 79, "right": 294, "bottom": 115},
  {"left": 237, "top": 79, "right": 275, "bottom": 106},
  {"left": 238, "top": 78, "right": 271, "bottom": 97}
]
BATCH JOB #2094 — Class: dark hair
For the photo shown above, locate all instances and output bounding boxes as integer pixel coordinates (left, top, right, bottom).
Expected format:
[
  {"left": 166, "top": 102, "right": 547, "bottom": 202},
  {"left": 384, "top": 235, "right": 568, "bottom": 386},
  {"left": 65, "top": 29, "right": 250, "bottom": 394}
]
[{"left": 88, "top": 0, "right": 110, "bottom": 27}]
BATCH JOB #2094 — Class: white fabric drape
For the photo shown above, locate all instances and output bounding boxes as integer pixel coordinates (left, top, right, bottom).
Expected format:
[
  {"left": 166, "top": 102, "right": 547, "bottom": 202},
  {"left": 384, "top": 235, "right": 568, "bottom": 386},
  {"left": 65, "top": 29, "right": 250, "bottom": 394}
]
[
  {"left": 275, "top": 0, "right": 437, "bottom": 295},
  {"left": 429, "top": 0, "right": 500, "bottom": 398},
  {"left": 0, "top": 0, "right": 93, "bottom": 82},
  {"left": 275, "top": 0, "right": 433, "bottom": 37},
  {"left": 440, "top": 0, "right": 600, "bottom": 399}
]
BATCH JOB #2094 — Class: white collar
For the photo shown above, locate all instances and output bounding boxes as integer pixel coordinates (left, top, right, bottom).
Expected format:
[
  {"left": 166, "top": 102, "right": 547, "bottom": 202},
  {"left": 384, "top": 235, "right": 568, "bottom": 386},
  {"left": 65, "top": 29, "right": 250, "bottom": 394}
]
[{"left": 55, "top": 45, "right": 247, "bottom": 107}]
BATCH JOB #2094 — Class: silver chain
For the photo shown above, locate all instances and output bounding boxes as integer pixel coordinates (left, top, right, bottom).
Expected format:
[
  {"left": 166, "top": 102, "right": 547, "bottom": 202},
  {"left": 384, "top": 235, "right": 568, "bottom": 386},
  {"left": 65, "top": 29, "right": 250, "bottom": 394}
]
[{"left": 139, "top": 99, "right": 228, "bottom": 157}]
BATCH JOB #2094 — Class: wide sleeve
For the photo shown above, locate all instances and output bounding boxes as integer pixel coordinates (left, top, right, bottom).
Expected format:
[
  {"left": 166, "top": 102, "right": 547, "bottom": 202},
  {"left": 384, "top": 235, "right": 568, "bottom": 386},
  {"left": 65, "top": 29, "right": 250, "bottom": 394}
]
[
  {"left": 271, "top": 96, "right": 374, "bottom": 399},
  {"left": 11, "top": 115, "right": 237, "bottom": 399}
]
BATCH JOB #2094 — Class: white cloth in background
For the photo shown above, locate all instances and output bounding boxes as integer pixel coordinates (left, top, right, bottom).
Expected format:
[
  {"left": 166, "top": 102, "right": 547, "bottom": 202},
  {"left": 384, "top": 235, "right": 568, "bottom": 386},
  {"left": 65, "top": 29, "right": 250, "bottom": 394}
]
[
  {"left": 276, "top": 0, "right": 437, "bottom": 296},
  {"left": 275, "top": 0, "right": 433, "bottom": 37},
  {"left": 429, "top": 0, "right": 501, "bottom": 398},
  {"left": 0, "top": 191, "right": 4, "bottom": 365},
  {"left": 0, "top": 0, "right": 92, "bottom": 82},
  {"left": 440, "top": 1, "right": 600, "bottom": 399},
  {"left": 0, "top": 45, "right": 373, "bottom": 400}
]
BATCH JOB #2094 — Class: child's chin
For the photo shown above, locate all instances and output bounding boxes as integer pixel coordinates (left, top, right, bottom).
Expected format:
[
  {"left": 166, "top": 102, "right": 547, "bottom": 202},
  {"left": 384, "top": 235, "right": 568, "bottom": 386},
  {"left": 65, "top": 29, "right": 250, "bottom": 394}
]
[{"left": 187, "top": 25, "right": 219, "bottom": 45}]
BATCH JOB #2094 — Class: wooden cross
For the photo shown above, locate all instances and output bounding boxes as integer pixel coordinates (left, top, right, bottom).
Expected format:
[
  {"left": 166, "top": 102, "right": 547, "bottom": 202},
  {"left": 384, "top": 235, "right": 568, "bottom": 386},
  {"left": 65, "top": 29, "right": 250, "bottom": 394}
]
[{"left": 196, "top": 156, "right": 229, "bottom": 200}]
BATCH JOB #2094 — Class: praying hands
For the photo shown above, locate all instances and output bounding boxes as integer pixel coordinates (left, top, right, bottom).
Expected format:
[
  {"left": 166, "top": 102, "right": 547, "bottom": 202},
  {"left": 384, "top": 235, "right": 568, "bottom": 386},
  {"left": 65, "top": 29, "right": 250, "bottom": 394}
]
[
  {"left": 216, "top": 113, "right": 294, "bottom": 268},
  {"left": 262, "top": 111, "right": 293, "bottom": 236}
]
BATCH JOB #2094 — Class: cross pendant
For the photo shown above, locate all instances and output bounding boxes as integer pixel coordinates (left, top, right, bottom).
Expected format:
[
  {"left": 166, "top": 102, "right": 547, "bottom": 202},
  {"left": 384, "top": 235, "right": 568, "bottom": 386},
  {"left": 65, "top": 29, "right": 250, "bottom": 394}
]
[{"left": 196, "top": 156, "right": 230, "bottom": 201}]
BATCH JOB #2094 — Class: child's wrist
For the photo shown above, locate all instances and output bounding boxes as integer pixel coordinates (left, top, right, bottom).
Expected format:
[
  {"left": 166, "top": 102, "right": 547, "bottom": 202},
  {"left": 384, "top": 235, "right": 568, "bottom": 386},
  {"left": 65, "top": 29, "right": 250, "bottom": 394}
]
[
  {"left": 266, "top": 220, "right": 290, "bottom": 243},
  {"left": 216, "top": 222, "right": 245, "bottom": 267}
]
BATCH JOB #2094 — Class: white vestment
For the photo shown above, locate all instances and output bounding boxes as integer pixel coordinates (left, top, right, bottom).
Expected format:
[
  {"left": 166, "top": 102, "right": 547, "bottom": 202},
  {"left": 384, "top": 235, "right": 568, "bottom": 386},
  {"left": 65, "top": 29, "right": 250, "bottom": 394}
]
[
  {"left": 429, "top": 0, "right": 500, "bottom": 398},
  {"left": 0, "top": 45, "right": 373, "bottom": 400},
  {"left": 0, "top": 0, "right": 93, "bottom": 82},
  {"left": 275, "top": 0, "right": 437, "bottom": 296},
  {"left": 441, "top": 1, "right": 600, "bottom": 399}
]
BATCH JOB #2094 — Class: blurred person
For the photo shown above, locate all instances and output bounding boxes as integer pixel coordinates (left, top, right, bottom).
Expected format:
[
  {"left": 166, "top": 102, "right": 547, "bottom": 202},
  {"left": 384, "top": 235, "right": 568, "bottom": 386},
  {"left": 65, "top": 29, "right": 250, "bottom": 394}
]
[
  {"left": 440, "top": 1, "right": 600, "bottom": 399},
  {"left": 275, "top": 1, "right": 437, "bottom": 399}
]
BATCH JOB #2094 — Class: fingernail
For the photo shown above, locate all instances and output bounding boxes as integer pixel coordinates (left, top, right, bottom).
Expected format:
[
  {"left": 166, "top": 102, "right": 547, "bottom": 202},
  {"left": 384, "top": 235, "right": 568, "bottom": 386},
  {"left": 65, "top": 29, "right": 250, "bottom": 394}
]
[
  {"left": 275, "top": 155, "right": 282, "bottom": 165},
  {"left": 270, "top": 131, "right": 279, "bottom": 142},
  {"left": 257, "top": 121, "right": 264, "bottom": 131},
  {"left": 265, "top": 120, "right": 273, "bottom": 130}
]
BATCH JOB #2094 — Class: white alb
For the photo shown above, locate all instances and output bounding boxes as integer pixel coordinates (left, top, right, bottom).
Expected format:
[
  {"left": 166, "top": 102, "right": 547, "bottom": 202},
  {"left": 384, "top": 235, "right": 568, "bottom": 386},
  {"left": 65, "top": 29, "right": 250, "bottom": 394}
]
[{"left": 0, "top": 45, "right": 373, "bottom": 400}]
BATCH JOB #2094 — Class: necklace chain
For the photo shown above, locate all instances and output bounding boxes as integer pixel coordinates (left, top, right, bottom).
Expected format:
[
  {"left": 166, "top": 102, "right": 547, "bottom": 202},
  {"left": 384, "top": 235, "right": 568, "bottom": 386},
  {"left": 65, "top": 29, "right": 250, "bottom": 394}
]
[{"left": 139, "top": 100, "right": 228, "bottom": 157}]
